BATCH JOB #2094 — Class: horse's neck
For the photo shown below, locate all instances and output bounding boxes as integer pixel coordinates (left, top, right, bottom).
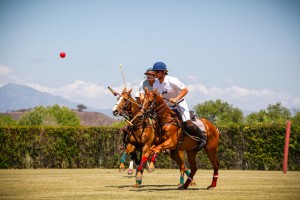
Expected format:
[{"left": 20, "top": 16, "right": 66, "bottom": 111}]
[
  {"left": 129, "top": 101, "right": 141, "bottom": 123},
  {"left": 156, "top": 98, "right": 173, "bottom": 123}
]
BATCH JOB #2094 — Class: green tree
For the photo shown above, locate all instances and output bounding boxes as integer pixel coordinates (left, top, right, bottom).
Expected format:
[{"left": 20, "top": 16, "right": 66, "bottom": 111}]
[
  {"left": 291, "top": 111, "right": 300, "bottom": 127},
  {"left": 0, "top": 114, "right": 17, "bottom": 126},
  {"left": 18, "top": 105, "right": 80, "bottom": 126},
  {"left": 193, "top": 99, "right": 244, "bottom": 125},
  {"left": 77, "top": 104, "right": 87, "bottom": 112},
  {"left": 246, "top": 102, "right": 291, "bottom": 125}
]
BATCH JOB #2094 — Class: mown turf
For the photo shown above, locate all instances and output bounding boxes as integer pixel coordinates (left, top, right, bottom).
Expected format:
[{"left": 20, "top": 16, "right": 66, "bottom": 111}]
[{"left": 0, "top": 169, "right": 299, "bottom": 200}]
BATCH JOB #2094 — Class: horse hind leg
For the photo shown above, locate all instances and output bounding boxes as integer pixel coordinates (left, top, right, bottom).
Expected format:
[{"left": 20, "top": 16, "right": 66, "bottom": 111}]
[
  {"left": 184, "top": 168, "right": 196, "bottom": 186},
  {"left": 127, "top": 160, "right": 134, "bottom": 175},
  {"left": 205, "top": 148, "right": 219, "bottom": 190},
  {"left": 128, "top": 151, "right": 138, "bottom": 175},
  {"left": 169, "top": 152, "right": 186, "bottom": 187},
  {"left": 179, "top": 150, "right": 198, "bottom": 190}
]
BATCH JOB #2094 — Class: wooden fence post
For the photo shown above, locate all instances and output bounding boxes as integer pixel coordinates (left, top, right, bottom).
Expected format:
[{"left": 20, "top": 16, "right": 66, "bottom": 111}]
[{"left": 283, "top": 120, "right": 291, "bottom": 173}]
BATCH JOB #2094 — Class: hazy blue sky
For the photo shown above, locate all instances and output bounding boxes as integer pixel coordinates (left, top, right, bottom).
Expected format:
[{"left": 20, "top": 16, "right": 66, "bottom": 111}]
[{"left": 0, "top": 0, "right": 299, "bottom": 112}]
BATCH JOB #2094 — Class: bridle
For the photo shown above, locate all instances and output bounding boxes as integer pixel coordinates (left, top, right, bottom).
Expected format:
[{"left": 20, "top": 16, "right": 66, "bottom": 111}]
[
  {"left": 116, "top": 93, "right": 160, "bottom": 149},
  {"left": 114, "top": 92, "right": 139, "bottom": 120},
  {"left": 141, "top": 92, "right": 179, "bottom": 125}
]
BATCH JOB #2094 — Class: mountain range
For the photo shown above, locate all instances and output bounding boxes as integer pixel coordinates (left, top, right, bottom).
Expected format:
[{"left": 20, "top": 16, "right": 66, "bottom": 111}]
[{"left": 0, "top": 83, "right": 114, "bottom": 117}]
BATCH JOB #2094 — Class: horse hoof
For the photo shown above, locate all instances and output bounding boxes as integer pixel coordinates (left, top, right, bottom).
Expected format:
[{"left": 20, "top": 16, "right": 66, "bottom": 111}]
[
  {"left": 119, "top": 168, "right": 125, "bottom": 172},
  {"left": 148, "top": 168, "right": 155, "bottom": 173},
  {"left": 133, "top": 183, "right": 140, "bottom": 188},
  {"left": 190, "top": 182, "right": 196, "bottom": 186},
  {"left": 119, "top": 163, "right": 125, "bottom": 172},
  {"left": 136, "top": 179, "right": 142, "bottom": 185},
  {"left": 207, "top": 185, "right": 216, "bottom": 190},
  {"left": 178, "top": 185, "right": 186, "bottom": 190},
  {"left": 127, "top": 169, "right": 133, "bottom": 175}
]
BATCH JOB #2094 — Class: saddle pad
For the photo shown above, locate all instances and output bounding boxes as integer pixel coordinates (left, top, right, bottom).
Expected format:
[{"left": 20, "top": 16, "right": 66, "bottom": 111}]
[{"left": 192, "top": 119, "right": 206, "bottom": 133}]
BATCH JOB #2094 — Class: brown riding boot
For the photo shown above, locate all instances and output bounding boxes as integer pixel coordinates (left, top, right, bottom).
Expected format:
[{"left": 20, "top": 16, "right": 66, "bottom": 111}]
[{"left": 183, "top": 120, "right": 206, "bottom": 150}]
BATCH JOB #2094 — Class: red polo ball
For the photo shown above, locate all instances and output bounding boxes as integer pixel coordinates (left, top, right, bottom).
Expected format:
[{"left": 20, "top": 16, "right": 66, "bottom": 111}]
[{"left": 60, "top": 52, "right": 66, "bottom": 58}]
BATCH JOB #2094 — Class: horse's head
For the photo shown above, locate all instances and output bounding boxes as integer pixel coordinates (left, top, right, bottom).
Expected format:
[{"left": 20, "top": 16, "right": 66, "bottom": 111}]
[
  {"left": 112, "top": 88, "right": 139, "bottom": 117},
  {"left": 140, "top": 88, "right": 161, "bottom": 118},
  {"left": 140, "top": 88, "right": 173, "bottom": 122}
]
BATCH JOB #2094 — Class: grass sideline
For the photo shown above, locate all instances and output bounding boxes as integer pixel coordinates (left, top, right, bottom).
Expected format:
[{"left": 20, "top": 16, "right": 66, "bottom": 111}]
[{"left": 0, "top": 169, "right": 299, "bottom": 200}]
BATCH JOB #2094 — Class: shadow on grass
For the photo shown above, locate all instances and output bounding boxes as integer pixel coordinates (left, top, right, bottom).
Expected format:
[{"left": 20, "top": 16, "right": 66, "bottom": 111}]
[
  {"left": 106, "top": 184, "right": 206, "bottom": 191},
  {"left": 123, "top": 175, "right": 136, "bottom": 178}
]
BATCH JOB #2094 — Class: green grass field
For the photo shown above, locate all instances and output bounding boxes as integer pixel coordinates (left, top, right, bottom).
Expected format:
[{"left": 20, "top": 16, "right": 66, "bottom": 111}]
[{"left": 0, "top": 169, "right": 299, "bottom": 200}]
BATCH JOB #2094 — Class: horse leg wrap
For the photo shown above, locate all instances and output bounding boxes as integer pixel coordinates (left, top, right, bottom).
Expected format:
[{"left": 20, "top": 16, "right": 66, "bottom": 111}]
[
  {"left": 136, "top": 171, "right": 143, "bottom": 185},
  {"left": 211, "top": 173, "right": 218, "bottom": 187},
  {"left": 150, "top": 152, "right": 158, "bottom": 163},
  {"left": 184, "top": 169, "right": 191, "bottom": 176},
  {"left": 180, "top": 174, "right": 184, "bottom": 185},
  {"left": 120, "top": 153, "right": 127, "bottom": 163},
  {"left": 137, "top": 156, "right": 148, "bottom": 171},
  {"left": 183, "top": 177, "right": 193, "bottom": 189}
]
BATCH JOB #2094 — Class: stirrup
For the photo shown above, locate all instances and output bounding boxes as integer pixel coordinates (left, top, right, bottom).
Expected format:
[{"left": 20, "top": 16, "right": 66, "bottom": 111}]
[{"left": 197, "top": 140, "right": 206, "bottom": 151}]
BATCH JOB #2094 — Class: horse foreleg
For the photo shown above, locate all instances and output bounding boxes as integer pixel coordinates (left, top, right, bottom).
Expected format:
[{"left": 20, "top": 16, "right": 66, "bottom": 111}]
[
  {"left": 135, "top": 144, "right": 155, "bottom": 187},
  {"left": 148, "top": 152, "right": 158, "bottom": 172},
  {"left": 137, "top": 145, "right": 157, "bottom": 172}
]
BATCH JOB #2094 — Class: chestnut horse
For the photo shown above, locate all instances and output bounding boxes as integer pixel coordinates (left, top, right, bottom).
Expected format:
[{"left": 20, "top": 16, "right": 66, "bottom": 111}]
[
  {"left": 112, "top": 88, "right": 195, "bottom": 187},
  {"left": 137, "top": 88, "right": 220, "bottom": 190},
  {"left": 112, "top": 88, "right": 157, "bottom": 185}
]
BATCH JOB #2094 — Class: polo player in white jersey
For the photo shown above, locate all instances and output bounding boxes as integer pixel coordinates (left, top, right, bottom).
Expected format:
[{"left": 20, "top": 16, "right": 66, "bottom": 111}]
[{"left": 151, "top": 62, "right": 206, "bottom": 150}]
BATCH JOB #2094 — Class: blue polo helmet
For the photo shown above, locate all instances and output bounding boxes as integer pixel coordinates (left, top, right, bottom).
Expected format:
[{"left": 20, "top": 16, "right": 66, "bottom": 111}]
[{"left": 152, "top": 62, "right": 167, "bottom": 71}]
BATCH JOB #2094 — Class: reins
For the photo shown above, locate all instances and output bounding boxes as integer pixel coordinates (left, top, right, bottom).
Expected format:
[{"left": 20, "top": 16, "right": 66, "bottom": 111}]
[
  {"left": 116, "top": 92, "right": 159, "bottom": 148},
  {"left": 142, "top": 91, "right": 202, "bottom": 149},
  {"left": 115, "top": 93, "right": 140, "bottom": 120},
  {"left": 142, "top": 92, "right": 179, "bottom": 125}
]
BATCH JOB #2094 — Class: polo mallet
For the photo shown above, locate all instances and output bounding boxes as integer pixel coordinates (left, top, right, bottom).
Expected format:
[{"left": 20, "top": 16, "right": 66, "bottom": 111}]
[
  {"left": 127, "top": 112, "right": 140, "bottom": 126},
  {"left": 108, "top": 86, "right": 120, "bottom": 96},
  {"left": 119, "top": 64, "right": 127, "bottom": 90}
]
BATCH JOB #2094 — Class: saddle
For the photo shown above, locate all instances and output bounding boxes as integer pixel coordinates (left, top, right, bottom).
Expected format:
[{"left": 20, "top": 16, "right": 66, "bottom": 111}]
[{"left": 171, "top": 109, "right": 206, "bottom": 134}]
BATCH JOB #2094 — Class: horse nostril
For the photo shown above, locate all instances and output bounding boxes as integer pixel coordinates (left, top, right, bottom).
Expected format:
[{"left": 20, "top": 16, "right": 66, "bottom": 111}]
[{"left": 113, "top": 110, "right": 119, "bottom": 117}]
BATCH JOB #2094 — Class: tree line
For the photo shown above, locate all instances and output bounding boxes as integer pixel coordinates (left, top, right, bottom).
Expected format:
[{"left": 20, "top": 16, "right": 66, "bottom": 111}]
[
  {"left": 1, "top": 100, "right": 299, "bottom": 127},
  {"left": 194, "top": 100, "right": 299, "bottom": 127}
]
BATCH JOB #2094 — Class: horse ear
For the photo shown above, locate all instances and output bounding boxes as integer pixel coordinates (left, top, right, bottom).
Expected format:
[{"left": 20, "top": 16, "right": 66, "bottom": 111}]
[
  {"left": 145, "top": 87, "right": 149, "bottom": 93},
  {"left": 154, "top": 88, "right": 158, "bottom": 93},
  {"left": 122, "top": 88, "right": 127, "bottom": 93},
  {"left": 128, "top": 88, "right": 132, "bottom": 94}
]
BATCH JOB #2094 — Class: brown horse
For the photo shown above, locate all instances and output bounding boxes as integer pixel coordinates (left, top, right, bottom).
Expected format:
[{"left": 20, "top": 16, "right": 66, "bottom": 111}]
[
  {"left": 112, "top": 88, "right": 196, "bottom": 187},
  {"left": 112, "top": 88, "right": 157, "bottom": 184},
  {"left": 137, "top": 88, "right": 220, "bottom": 190}
]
